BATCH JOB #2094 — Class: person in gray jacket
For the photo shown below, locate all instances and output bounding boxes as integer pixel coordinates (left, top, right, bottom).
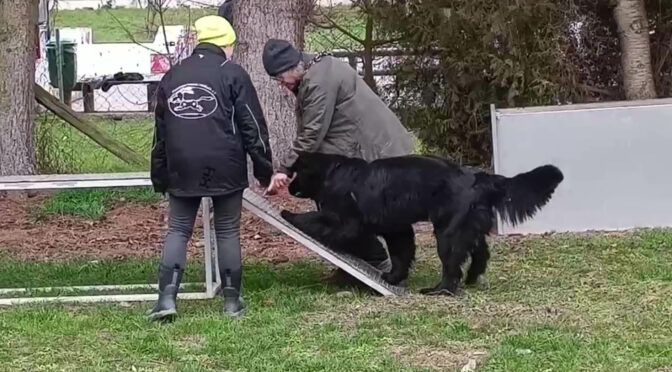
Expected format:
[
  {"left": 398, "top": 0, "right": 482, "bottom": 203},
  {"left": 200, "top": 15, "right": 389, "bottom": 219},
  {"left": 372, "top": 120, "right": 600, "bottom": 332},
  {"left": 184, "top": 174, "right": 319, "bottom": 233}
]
[{"left": 261, "top": 39, "right": 415, "bottom": 282}]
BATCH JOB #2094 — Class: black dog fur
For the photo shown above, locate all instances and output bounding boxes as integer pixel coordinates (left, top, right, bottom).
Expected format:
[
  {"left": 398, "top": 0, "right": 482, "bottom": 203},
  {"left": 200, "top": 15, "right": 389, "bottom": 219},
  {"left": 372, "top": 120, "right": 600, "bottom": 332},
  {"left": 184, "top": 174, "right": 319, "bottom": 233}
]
[{"left": 280, "top": 152, "right": 563, "bottom": 295}]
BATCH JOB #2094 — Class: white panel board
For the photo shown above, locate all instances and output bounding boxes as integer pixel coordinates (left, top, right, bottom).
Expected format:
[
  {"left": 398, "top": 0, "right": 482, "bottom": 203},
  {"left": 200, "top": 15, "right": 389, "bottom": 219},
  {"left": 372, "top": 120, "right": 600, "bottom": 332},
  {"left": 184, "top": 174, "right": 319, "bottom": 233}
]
[{"left": 491, "top": 99, "right": 672, "bottom": 234}]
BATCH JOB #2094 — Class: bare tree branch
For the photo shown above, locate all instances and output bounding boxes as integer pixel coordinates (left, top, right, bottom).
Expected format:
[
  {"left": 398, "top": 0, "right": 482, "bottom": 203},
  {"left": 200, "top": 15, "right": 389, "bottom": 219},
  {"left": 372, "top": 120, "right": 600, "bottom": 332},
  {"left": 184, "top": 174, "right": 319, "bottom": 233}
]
[
  {"left": 150, "top": 0, "right": 173, "bottom": 67},
  {"left": 104, "top": 8, "right": 166, "bottom": 56},
  {"left": 372, "top": 37, "right": 402, "bottom": 47},
  {"left": 577, "top": 83, "right": 620, "bottom": 98},
  {"left": 655, "top": 37, "right": 672, "bottom": 78},
  {"left": 311, "top": 7, "right": 365, "bottom": 44}
]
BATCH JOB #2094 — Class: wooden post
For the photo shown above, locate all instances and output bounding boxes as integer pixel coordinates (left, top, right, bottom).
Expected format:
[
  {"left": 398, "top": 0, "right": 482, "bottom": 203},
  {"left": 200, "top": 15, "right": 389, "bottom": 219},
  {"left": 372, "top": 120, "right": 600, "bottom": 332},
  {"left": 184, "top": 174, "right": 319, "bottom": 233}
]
[
  {"left": 55, "top": 28, "right": 65, "bottom": 103},
  {"left": 146, "top": 82, "right": 159, "bottom": 112},
  {"left": 82, "top": 83, "right": 95, "bottom": 113}
]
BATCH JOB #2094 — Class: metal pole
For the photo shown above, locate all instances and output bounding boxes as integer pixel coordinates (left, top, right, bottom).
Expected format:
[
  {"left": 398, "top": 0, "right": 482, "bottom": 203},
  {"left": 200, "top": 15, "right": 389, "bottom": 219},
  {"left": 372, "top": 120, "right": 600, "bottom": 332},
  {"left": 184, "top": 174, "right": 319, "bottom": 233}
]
[
  {"left": 55, "top": 28, "right": 65, "bottom": 103},
  {"left": 202, "top": 197, "right": 215, "bottom": 297}
]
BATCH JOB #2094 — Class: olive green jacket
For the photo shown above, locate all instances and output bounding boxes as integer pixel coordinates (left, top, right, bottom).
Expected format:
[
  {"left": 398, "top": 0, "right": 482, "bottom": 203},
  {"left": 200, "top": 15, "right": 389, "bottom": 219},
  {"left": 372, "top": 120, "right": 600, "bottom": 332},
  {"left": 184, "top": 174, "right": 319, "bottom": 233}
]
[{"left": 279, "top": 53, "right": 415, "bottom": 174}]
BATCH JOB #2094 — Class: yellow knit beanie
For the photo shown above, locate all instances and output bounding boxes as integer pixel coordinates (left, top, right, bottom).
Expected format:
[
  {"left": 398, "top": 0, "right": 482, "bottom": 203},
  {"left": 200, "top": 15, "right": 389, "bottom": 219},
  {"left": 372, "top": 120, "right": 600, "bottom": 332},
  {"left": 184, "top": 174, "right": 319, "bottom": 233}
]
[{"left": 194, "top": 15, "right": 236, "bottom": 47}]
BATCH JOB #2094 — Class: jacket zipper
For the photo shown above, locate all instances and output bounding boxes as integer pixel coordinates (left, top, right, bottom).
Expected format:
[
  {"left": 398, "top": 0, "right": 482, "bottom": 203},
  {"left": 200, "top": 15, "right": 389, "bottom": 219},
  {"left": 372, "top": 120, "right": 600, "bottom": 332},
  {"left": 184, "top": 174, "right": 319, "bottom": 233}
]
[
  {"left": 231, "top": 105, "right": 236, "bottom": 135},
  {"left": 245, "top": 104, "right": 267, "bottom": 154}
]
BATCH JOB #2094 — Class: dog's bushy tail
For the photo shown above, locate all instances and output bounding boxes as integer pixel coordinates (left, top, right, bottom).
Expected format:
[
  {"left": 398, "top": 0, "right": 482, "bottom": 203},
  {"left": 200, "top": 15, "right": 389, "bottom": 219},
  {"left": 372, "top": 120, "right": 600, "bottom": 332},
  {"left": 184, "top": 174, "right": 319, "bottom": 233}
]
[{"left": 476, "top": 165, "right": 564, "bottom": 226}]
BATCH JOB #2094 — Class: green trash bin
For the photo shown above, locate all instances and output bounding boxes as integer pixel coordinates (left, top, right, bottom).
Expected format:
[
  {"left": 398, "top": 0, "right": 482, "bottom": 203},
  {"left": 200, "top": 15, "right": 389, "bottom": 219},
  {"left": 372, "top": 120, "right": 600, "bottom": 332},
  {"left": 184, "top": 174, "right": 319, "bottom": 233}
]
[{"left": 46, "top": 38, "right": 77, "bottom": 90}]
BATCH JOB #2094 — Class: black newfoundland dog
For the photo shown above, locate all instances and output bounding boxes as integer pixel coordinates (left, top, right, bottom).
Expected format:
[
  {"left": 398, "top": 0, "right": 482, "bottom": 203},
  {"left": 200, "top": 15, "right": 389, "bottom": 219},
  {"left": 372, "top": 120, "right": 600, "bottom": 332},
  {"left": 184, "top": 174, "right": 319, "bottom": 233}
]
[{"left": 280, "top": 152, "right": 563, "bottom": 295}]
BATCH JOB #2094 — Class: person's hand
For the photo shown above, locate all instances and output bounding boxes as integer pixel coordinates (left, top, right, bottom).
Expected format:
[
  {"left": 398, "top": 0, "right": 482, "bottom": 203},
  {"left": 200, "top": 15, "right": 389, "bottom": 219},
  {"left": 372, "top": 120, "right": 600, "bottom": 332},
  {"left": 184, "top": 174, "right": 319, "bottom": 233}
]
[{"left": 265, "top": 173, "right": 291, "bottom": 195}]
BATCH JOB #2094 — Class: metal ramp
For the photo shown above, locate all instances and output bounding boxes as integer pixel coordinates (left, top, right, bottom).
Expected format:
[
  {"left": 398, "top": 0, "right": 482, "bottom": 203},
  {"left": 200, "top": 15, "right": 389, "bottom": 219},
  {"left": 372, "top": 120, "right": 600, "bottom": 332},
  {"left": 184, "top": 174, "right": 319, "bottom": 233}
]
[
  {"left": 0, "top": 173, "right": 404, "bottom": 305},
  {"left": 242, "top": 190, "right": 405, "bottom": 296}
]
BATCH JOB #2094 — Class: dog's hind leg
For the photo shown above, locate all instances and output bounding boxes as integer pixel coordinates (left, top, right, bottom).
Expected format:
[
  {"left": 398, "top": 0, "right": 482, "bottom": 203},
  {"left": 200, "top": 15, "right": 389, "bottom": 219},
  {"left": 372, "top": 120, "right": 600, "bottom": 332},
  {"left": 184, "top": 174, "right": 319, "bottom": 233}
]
[
  {"left": 420, "top": 227, "right": 474, "bottom": 296},
  {"left": 380, "top": 225, "right": 416, "bottom": 285},
  {"left": 355, "top": 233, "right": 391, "bottom": 271},
  {"left": 465, "top": 235, "right": 490, "bottom": 286},
  {"left": 281, "top": 210, "right": 335, "bottom": 235},
  {"left": 280, "top": 210, "right": 351, "bottom": 245}
]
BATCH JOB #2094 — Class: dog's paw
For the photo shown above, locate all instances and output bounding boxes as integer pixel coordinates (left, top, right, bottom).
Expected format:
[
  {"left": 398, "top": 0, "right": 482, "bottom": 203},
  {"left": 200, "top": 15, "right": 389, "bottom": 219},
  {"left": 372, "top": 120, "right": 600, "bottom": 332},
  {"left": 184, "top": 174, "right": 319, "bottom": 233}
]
[
  {"left": 280, "top": 210, "right": 296, "bottom": 221},
  {"left": 419, "top": 285, "right": 458, "bottom": 296},
  {"left": 381, "top": 271, "right": 404, "bottom": 286},
  {"left": 464, "top": 275, "right": 478, "bottom": 286},
  {"left": 464, "top": 274, "right": 487, "bottom": 287}
]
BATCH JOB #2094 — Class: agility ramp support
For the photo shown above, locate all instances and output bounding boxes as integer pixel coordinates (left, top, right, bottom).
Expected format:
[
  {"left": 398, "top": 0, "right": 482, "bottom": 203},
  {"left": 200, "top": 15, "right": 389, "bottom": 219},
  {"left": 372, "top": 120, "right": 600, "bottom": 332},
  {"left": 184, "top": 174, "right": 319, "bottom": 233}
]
[{"left": 0, "top": 173, "right": 404, "bottom": 305}]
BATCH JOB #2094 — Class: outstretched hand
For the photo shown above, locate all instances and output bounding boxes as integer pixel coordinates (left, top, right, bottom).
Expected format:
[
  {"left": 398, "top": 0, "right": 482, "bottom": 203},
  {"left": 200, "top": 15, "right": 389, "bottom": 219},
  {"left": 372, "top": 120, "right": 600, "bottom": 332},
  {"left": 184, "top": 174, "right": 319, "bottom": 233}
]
[{"left": 265, "top": 173, "right": 291, "bottom": 196}]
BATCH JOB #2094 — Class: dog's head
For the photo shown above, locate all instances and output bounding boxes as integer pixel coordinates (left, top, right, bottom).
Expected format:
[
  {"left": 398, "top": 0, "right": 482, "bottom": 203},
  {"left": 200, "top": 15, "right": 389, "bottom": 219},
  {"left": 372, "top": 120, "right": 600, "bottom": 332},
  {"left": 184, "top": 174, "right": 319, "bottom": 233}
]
[{"left": 287, "top": 151, "right": 337, "bottom": 199}]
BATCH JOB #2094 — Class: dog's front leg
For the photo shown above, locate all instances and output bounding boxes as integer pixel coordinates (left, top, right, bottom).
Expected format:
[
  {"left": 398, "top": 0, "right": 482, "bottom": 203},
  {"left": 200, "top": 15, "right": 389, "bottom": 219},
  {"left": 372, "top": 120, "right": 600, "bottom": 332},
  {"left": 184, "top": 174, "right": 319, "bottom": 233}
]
[
  {"left": 420, "top": 228, "right": 469, "bottom": 296},
  {"left": 380, "top": 226, "right": 415, "bottom": 285}
]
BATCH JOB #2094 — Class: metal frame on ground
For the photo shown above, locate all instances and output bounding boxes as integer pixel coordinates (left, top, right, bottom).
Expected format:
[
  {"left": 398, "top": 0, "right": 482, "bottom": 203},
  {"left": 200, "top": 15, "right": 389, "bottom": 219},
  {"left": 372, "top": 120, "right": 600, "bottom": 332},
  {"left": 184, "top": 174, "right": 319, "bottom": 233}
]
[
  {"left": 0, "top": 173, "right": 220, "bottom": 305},
  {"left": 0, "top": 173, "right": 403, "bottom": 305}
]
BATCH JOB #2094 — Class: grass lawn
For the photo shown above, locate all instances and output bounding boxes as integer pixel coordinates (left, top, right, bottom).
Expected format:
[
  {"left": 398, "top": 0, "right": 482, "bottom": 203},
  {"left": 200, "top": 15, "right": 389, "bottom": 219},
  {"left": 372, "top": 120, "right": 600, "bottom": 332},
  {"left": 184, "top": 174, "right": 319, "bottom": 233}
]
[
  {"left": 54, "top": 7, "right": 214, "bottom": 44},
  {"left": 35, "top": 114, "right": 153, "bottom": 174},
  {"left": 1, "top": 230, "right": 671, "bottom": 371},
  {"left": 35, "top": 187, "right": 160, "bottom": 220},
  {"left": 54, "top": 7, "right": 365, "bottom": 51}
]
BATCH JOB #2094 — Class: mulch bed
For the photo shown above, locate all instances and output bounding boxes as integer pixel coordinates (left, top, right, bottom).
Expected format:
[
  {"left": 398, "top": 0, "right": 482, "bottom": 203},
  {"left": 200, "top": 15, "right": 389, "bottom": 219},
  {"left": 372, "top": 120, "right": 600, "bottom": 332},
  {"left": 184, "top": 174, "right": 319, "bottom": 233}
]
[{"left": 0, "top": 188, "right": 318, "bottom": 263}]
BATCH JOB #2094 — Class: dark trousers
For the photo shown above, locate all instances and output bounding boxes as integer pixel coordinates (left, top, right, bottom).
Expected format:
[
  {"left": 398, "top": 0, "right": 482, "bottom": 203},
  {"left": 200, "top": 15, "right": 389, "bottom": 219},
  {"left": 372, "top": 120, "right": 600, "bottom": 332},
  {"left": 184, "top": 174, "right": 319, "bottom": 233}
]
[{"left": 160, "top": 191, "right": 243, "bottom": 289}]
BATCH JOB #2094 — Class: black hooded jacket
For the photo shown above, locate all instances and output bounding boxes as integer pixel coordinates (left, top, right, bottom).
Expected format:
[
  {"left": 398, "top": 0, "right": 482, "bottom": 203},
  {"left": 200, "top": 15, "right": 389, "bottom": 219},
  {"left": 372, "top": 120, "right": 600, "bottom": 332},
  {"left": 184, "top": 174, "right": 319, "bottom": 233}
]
[{"left": 151, "top": 43, "right": 273, "bottom": 197}]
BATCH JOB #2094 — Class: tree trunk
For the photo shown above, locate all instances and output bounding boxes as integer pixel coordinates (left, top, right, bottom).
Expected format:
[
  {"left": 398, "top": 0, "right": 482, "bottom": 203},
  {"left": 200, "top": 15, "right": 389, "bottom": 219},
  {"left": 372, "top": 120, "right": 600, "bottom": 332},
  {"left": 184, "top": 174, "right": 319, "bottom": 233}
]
[
  {"left": 233, "top": 0, "right": 312, "bottom": 182},
  {"left": 614, "top": 0, "right": 657, "bottom": 100},
  {"left": 0, "top": 0, "right": 38, "bottom": 176}
]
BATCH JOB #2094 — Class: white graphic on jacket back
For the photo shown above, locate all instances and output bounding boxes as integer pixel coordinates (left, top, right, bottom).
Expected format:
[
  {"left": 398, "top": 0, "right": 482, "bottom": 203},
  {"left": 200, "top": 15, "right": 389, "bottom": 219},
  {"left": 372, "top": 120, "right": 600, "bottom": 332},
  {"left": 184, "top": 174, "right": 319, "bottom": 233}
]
[{"left": 168, "top": 83, "right": 218, "bottom": 119}]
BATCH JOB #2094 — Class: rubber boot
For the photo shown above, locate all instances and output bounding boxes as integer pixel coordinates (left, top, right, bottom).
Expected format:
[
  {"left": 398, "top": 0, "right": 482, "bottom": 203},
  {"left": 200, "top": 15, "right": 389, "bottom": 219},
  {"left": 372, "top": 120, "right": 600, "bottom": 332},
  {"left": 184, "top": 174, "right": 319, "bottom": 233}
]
[
  {"left": 221, "top": 269, "right": 246, "bottom": 318},
  {"left": 147, "top": 263, "right": 183, "bottom": 322}
]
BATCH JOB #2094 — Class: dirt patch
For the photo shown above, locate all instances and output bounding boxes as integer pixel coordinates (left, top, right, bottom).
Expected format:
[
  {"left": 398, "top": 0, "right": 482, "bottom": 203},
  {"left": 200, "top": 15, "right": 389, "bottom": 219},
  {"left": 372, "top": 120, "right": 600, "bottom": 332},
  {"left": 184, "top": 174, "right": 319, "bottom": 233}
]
[
  {"left": 0, "top": 189, "right": 317, "bottom": 263},
  {"left": 389, "top": 345, "right": 487, "bottom": 371},
  {"left": 174, "top": 335, "right": 206, "bottom": 350}
]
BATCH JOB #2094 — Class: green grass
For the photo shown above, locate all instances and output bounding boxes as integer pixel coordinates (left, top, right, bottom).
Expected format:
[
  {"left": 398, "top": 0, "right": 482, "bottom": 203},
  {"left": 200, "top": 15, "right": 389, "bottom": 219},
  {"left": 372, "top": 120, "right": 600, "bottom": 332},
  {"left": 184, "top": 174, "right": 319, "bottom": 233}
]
[
  {"left": 54, "top": 7, "right": 214, "bottom": 43},
  {"left": 36, "top": 187, "right": 160, "bottom": 220},
  {"left": 54, "top": 7, "right": 366, "bottom": 51},
  {"left": 36, "top": 114, "right": 153, "bottom": 174},
  {"left": 0, "top": 257, "right": 202, "bottom": 290},
  {"left": 34, "top": 114, "right": 157, "bottom": 222},
  {"left": 1, "top": 230, "right": 671, "bottom": 371}
]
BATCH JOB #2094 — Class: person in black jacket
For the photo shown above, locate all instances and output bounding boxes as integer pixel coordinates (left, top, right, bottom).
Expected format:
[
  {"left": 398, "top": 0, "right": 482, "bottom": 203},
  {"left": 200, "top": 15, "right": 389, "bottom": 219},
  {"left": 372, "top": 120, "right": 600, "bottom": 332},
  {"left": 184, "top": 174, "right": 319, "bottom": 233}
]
[
  {"left": 148, "top": 15, "right": 273, "bottom": 321},
  {"left": 218, "top": 0, "right": 234, "bottom": 24}
]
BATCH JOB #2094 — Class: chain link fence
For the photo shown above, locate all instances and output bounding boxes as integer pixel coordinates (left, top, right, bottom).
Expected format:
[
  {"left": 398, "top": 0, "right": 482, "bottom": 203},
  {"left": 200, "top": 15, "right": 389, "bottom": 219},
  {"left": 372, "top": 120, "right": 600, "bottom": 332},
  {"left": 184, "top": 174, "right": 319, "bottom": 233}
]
[
  {"left": 33, "top": 2, "right": 414, "bottom": 174},
  {"left": 33, "top": 23, "right": 187, "bottom": 174},
  {"left": 305, "top": 5, "right": 412, "bottom": 107}
]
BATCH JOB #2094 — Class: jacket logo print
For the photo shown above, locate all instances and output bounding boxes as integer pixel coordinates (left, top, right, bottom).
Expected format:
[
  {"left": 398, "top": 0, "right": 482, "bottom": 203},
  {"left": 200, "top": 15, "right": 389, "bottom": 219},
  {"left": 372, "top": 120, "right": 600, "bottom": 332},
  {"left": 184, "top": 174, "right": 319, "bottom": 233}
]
[
  {"left": 168, "top": 83, "right": 218, "bottom": 120},
  {"left": 199, "top": 166, "right": 216, "bottom": 187}
]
